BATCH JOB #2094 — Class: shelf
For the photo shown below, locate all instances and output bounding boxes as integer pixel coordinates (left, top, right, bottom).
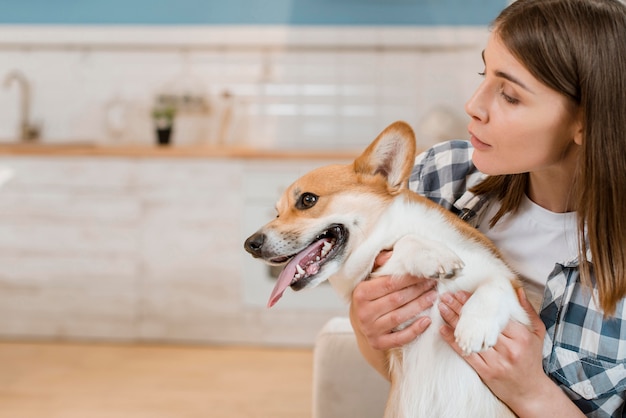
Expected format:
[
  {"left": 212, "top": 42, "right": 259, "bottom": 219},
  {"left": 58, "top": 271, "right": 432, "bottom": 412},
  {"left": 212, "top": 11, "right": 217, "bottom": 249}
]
[{"left": 0, "top": 143, "right": 359, "bottom": 160}]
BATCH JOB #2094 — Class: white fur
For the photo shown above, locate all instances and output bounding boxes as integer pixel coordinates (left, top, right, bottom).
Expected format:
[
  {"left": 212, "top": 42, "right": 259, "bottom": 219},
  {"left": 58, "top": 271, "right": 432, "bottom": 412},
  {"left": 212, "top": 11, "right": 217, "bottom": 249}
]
[{"left": 341, "top": 198, "right": 527, "bottom": 417}]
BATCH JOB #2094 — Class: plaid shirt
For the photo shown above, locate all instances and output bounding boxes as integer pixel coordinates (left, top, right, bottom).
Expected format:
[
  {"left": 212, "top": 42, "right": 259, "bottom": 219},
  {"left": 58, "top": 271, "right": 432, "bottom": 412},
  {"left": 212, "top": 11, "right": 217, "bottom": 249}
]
[{"left": 409, "top": 140, "right": 626, "bottom": 418}]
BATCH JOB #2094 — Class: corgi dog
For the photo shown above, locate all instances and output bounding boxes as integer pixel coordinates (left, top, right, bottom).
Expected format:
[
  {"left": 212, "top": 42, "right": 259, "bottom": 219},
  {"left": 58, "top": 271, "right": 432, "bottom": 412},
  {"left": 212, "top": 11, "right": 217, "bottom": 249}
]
[{"left": 244, "top": 121, "right": 529, "bottom": 418}]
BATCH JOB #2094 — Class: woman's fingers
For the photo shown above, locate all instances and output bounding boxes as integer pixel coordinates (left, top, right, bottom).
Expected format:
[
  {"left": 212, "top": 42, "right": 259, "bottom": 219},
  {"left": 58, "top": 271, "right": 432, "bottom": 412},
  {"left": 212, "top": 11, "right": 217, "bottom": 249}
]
[
  {"left": 373, "top": 316, "right": 433, "bottom": 350},
  {"left": 355, "top": 271, "right": 436, "bottom": 302},
  {"left": 353, "top": 276, "right": 437, "bottom": 326},
  {"left": 373, "top": 250, "right": 393, "bottom": 269},
  {"left": 351, "top": 273, "right": 438, "bottom": 351},
  {"left": 350, "top": 250, "right": 442, "bottom": 351},
  {"left": 380, "top": 286, "right": 438, "bottom": 328},
  {"left": 516, "top": 287, "right": 546, "bottom": 336},
  {"left": 438, "top": 291, "right": 470, "bottom": 328}
]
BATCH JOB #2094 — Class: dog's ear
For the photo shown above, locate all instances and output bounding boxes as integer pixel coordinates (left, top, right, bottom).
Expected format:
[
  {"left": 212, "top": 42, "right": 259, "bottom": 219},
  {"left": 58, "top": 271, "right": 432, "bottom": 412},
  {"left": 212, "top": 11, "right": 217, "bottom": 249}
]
[{"left": 353, "top": 121, "right": 417, "bottom": 192}]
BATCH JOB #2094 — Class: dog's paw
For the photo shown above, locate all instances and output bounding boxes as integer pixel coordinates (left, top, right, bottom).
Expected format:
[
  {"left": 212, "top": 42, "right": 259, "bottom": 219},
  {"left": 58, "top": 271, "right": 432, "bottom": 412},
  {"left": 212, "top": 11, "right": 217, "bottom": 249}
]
[
  {"left": 453, "top": 290, "right": 514, "bottom": 355},
  {"left": 423, "top": 253, "right": 465, "bottom": 279},
  {"left": 454, "top": 312, "right": 502, "bottom": 355},
  {"left": 409, "top": 242, "right": 465, "bottom": 279},
  {"left": 398, "top": 237, "right": 464, "bottom": 279},
  {"left": 453, "top": 282, "right": 523, "bottom": 355}
]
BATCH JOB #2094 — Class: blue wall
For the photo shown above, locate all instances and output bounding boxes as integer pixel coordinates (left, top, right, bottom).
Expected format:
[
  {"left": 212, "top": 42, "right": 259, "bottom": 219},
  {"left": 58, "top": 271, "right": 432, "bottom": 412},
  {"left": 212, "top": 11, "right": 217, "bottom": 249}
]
[{"left": 0, "top": 0, "right": 506, "bottom": 25}]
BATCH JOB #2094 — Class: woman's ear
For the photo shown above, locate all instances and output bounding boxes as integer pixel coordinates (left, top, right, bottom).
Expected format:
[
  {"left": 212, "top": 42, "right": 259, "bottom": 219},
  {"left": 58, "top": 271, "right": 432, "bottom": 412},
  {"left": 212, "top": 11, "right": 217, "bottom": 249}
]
[{"left": 573, "top": 109, "right": 583, "bottom": 146}]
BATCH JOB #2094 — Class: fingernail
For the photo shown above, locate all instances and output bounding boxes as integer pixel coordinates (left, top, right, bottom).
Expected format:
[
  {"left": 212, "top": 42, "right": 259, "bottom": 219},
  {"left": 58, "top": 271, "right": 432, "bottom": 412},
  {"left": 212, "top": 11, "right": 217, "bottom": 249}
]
[
  {"left": 426, "top": 290, "right": 438, "bottom": 303},
  {"left": 456, "top": 291, "right": 469, "bottom": 303},
  {"left": 439, "top": 302, "right": 449, "bottom": 314},
  {"left": 441, "top": 293, "right": 452, "bottom": 304}
]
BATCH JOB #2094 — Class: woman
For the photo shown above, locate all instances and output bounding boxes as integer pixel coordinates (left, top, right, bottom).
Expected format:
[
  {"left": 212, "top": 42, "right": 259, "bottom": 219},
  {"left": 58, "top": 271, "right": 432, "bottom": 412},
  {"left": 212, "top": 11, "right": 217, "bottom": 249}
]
[{"left": 349, "top": 0, "right": 626, "bottom": 416}]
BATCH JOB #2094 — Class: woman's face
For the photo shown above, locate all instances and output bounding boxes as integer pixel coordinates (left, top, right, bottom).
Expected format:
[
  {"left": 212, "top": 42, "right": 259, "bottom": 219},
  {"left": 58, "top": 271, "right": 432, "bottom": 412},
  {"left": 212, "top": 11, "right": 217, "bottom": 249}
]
[{"left": 465, "top": 32, "right": 581, "bottom": 176}]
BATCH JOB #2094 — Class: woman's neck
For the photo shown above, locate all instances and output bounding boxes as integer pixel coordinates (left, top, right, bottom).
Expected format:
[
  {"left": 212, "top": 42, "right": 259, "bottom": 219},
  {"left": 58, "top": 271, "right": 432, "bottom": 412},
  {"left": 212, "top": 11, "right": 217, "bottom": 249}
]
[
  {"left": 527, "top": 138, "right": 580, "bottom": 213},
  {"left": 528, "top": 167, "right": 577, "bottom": 214}
]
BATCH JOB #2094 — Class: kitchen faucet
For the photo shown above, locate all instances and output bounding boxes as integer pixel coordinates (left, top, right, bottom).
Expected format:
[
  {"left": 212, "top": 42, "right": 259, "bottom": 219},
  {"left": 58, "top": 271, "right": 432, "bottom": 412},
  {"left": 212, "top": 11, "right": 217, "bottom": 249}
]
[{"left": 3, "top": 70, "right": 40, "bottom": 142}]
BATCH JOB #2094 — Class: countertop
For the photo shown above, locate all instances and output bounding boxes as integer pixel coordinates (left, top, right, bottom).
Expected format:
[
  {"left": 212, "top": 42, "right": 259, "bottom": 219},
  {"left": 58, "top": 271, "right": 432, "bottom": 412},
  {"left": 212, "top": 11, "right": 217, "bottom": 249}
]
[{"left": 0, "top": 143, "right": 359, "bottom": 160}]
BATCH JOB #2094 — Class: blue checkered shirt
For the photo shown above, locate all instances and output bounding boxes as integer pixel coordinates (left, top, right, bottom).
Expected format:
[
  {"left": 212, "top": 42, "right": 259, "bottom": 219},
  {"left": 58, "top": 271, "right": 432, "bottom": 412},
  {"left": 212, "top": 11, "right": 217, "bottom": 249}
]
[{"left": 409, "top": 140, "right": 626, "bottom": 417}]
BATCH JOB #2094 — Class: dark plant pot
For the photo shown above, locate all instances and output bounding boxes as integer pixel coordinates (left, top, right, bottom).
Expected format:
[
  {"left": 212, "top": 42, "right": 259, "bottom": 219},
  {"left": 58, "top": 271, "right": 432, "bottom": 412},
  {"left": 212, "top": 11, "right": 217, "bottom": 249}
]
[{"left": 156, "top": 127, "right": 172, "bottom": 146}]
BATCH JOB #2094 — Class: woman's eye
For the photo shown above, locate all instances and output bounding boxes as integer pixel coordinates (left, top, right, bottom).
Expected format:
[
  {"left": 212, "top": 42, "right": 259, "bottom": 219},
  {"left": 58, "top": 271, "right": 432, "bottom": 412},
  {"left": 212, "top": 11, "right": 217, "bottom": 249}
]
[
  {"left": 499, "top": 87, "right": 519, "bottom": 105},
  {"left": 296, "top": 192, "right": 319, "bottom": 210},
  {"left": 501, "top": 92, "right": 519, "bottom": 104}
]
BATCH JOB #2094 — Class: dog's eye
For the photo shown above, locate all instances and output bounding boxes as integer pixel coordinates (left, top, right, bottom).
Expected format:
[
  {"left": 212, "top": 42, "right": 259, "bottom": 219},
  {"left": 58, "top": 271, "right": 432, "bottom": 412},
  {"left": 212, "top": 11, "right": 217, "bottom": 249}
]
[{"left": 296, "top": 192, "right": 318, "bottom": 210}]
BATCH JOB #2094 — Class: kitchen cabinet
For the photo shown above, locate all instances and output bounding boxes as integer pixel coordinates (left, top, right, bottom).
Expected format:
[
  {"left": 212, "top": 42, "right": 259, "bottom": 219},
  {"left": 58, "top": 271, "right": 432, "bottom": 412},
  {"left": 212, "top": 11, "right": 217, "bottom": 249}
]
[{"left": 0, "top": 153, "right": 349, "bottom": 346}]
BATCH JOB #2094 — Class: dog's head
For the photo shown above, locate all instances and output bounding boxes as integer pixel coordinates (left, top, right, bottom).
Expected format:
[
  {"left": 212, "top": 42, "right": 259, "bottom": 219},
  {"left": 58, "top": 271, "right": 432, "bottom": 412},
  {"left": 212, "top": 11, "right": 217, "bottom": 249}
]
[{"left": 244, "top": 121, "right": 417, "bottom": 307}]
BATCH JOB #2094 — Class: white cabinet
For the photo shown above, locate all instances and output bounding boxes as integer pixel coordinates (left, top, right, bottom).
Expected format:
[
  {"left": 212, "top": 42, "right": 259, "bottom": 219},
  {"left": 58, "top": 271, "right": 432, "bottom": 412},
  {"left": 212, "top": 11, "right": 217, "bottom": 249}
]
[
  {"left": 0, "top": 157, "right": 140, "bottom": 340},
  {"left": 0, "top": 155, "right": 350, "bottom": 346}
]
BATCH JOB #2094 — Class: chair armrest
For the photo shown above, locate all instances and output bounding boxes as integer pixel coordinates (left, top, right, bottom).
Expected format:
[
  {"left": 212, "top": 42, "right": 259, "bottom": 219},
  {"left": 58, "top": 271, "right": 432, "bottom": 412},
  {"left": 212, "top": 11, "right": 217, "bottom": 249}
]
[{"left": 312, "top": 317, "right": 390, "bottom": 418}]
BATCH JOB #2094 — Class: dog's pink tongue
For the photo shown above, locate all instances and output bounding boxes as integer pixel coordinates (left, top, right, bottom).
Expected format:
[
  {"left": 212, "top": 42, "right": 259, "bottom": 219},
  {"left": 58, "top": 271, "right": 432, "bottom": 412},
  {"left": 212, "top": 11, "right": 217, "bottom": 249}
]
[{"left": 267, "top": 239, "right": 328, "bottom": 308}]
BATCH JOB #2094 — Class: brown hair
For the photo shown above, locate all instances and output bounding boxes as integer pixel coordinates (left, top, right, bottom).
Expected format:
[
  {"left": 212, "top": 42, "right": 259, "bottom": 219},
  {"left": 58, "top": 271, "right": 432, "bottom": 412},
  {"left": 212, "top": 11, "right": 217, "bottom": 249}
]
[{"left": 473, "top": 0, "right": 626, "bottom": 314}]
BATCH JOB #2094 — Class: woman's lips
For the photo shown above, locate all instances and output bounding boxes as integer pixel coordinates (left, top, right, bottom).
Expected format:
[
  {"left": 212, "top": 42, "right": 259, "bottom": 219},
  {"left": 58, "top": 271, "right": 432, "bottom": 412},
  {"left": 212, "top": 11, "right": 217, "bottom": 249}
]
[{"left": 469, "top": 132, "right": 491, "bottom": 150}]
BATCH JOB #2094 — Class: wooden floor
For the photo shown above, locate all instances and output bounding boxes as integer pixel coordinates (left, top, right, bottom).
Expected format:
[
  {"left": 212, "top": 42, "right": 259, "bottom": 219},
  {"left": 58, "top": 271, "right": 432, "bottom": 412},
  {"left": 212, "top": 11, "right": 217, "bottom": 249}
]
[{"left": 0, "top": 341, "right": 313, "bottom": 418}]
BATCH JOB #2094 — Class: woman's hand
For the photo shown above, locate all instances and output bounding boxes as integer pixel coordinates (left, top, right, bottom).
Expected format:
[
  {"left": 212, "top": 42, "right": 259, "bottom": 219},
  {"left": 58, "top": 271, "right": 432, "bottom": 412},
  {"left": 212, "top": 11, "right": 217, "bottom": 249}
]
[
  {"left": 438, "top": 288, "right": 584, "bottom": 417},
  {"left": 350, "top": 250, "right": 438, "bottom": 352},
  {"left": 349, "top": 250, "right": 438, "bottom": 378}
]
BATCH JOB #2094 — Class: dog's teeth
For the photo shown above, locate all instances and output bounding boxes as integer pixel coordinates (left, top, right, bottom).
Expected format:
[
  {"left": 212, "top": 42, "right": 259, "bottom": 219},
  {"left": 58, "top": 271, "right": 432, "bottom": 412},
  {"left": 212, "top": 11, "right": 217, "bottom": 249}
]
[
  {"left": 321, "top": 241, "right": 333, "bottom": 257},
  {"left": 296, "top": 264, "right": 305, "bottom": 276}
]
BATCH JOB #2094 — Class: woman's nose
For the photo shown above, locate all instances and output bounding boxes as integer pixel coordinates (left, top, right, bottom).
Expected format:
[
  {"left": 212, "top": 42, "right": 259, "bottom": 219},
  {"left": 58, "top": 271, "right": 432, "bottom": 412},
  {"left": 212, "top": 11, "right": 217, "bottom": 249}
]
[{"left": 465, "top": 85, "right": 488, "bottom": 123}]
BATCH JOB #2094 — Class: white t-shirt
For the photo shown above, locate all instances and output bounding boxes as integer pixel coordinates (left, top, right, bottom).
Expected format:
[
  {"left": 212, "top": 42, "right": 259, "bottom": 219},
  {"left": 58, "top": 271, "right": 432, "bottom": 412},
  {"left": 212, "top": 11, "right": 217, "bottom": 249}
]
[{"left": 477, "top": 194, "right": 579, "bottom": 289}]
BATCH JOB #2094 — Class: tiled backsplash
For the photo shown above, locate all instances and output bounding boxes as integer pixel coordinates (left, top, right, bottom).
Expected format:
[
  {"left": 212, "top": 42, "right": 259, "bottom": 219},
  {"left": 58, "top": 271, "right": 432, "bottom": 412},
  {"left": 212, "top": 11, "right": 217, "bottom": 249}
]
[{"left": 0, "top": 26, "right": 487, "bottom": 149}]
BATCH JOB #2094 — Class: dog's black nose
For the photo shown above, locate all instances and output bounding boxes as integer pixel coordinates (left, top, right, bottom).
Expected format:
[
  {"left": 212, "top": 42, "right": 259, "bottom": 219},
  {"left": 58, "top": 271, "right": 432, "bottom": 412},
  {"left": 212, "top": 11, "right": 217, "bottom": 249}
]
[{"left": 244, "top": 233, "right": 265, "bottom": 257}]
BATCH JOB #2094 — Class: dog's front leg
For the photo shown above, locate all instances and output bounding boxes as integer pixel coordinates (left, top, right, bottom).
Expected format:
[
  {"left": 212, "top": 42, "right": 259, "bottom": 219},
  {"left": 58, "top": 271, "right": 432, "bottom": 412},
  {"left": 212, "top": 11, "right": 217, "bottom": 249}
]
[
  {"left": 454, "top": 278, "right": 530, "bottom": 355},
  {"left": 374, "top": 234, "right": 465, "bottom": 280}
]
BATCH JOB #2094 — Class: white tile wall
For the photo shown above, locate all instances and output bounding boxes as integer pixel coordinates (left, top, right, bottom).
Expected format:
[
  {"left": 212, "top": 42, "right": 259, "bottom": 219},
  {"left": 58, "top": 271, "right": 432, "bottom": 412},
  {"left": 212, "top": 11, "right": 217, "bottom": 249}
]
[{"left": 0, "top": 25, "right": 487, "bottom": 149}]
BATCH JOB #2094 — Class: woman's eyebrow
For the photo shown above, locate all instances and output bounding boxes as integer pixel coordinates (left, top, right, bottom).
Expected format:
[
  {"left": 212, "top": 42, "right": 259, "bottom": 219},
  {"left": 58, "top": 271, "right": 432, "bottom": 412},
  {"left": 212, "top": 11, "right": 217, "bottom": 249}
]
[
  {"left": 481, "top": 49, "right": 535, "bottom": 94},
  {"left": 495, "top": 70, "right": 533, "bottom": 93}
]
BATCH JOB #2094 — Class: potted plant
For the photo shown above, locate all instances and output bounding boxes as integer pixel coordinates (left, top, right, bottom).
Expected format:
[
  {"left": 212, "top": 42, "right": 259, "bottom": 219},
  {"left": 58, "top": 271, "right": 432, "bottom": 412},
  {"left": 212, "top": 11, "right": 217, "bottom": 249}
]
[{"left": 152, "top": 97, "right": 177, "bottom": 146}]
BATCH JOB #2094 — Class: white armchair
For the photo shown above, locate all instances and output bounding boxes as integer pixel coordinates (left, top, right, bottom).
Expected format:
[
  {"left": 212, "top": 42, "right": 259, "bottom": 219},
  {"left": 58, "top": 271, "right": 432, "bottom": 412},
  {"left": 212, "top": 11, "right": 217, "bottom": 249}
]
[{"left": 312, "top": 317, "right": 390, "bottom": 418}]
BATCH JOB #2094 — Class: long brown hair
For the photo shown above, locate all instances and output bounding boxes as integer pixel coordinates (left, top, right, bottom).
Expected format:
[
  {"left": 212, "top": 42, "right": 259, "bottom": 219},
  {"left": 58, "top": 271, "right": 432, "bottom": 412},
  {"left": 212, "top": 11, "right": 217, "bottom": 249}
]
[{"left": 474, "top": 0, "right": 626, "bottom": 315}]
